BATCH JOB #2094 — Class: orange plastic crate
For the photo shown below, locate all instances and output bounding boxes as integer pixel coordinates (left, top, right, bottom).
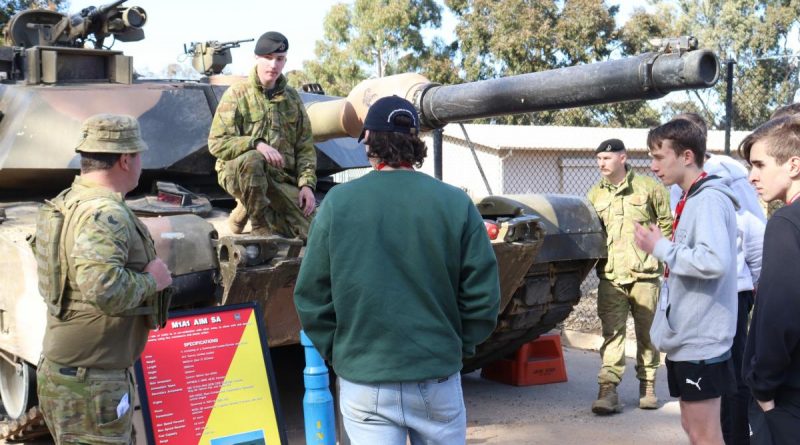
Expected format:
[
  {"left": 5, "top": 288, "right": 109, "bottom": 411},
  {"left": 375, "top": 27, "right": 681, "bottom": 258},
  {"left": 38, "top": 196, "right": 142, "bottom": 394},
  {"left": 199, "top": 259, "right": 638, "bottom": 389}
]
[{"left": 481, "top": 333, "right": 568, "bottom": 386}]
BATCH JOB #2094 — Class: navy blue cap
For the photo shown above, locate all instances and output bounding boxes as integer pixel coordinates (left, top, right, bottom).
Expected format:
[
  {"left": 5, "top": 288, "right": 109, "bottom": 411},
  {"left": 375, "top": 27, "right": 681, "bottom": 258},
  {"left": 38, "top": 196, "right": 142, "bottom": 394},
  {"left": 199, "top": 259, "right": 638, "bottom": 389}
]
[
  {"left": 595, "top": 138, "right": 625, "bottom": 154},
  {"left": 255, "top": 31, "right": 288, "bottom": 55},
  {"left": 358, "top": 95, "right": 420, "bottom": 142}
]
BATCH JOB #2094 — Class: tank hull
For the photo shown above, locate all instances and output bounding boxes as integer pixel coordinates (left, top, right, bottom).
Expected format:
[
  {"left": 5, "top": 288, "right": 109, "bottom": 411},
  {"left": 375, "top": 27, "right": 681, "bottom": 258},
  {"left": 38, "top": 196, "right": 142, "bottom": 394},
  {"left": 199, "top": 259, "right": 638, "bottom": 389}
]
[{"left": 0, "top": 43, "right": 718, "bottom": 439}]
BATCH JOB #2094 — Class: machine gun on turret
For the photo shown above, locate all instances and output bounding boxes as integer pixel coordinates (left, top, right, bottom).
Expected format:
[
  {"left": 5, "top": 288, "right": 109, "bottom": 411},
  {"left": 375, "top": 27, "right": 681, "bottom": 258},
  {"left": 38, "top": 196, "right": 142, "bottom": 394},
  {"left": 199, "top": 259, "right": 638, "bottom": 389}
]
[
  {"left": 4, "top": 0, "right": 146, "bottom": 49},
  {"left": 184, "top": 38, "right": 254, "bottom": 76},
  {"left": 0, "top": 0, "right": 147, "bottom": 83}
]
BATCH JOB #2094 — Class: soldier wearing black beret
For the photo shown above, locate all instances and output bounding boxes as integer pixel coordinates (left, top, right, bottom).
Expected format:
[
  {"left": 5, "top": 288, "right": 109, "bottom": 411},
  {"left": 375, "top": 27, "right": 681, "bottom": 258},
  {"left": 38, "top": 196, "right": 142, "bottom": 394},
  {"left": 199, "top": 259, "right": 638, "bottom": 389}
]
[
  {"left": 255, "top": 31, "right": 289, "bottom": 56},
  {"left": 587, "top": 135, "right": 673, "bottom": 415},
  {"left": 596, "top": 138, "right": 626, "bottom": 154},
  {"left": 208, "top": 30, "right": 317, "bottom": 239}
]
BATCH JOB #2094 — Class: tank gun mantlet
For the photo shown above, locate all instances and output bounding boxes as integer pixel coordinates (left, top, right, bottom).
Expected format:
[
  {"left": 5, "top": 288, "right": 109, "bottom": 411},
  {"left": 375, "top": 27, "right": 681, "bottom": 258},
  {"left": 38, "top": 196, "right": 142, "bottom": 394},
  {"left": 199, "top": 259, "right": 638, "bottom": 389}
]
[{"left": 184, "top": 38, "right": 254, "bottom": 76}]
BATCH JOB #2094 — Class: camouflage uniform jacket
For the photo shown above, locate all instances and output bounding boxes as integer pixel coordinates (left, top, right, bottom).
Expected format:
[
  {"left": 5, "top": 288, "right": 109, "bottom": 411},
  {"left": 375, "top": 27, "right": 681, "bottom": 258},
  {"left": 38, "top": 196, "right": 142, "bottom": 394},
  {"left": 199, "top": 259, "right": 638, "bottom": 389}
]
[
  {"left": 587, "top": 167, "right": 673, "bottom": 284},
  {"left": 208, "top": 69, "right": 317, "bottom": 190},
  {"left": 42, "top": 176, "right": 157, "bottom": 369}
]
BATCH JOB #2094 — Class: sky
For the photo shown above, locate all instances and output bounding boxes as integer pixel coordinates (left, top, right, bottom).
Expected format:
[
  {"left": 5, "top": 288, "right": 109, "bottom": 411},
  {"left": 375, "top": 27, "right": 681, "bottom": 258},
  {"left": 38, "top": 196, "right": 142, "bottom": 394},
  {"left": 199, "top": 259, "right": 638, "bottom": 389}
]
[{"left": 67, "top": 0, "right": 643, "bottom": 77}]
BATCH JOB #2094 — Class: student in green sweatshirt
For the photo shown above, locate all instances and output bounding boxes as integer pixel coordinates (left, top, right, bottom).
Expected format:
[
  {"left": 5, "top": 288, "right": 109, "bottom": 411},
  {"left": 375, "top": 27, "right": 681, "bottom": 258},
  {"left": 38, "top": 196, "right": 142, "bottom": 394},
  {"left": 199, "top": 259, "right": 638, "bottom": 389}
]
[{"left": 294, "top": 95, "right": 500, "bottom": 445}]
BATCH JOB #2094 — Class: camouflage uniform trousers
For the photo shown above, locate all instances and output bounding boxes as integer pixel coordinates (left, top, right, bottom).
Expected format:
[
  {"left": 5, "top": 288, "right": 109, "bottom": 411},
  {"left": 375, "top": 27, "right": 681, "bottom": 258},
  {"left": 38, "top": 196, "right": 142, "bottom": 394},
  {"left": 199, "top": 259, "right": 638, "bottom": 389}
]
[
  {"left": 596, "top": 278, "right": 660, "bottom": 385},
  {"left": 37, "top": 357, "right": 135, "bottom": 445},
  {"left": 220, "top": 150, "right": 313, "bottom": 239}
]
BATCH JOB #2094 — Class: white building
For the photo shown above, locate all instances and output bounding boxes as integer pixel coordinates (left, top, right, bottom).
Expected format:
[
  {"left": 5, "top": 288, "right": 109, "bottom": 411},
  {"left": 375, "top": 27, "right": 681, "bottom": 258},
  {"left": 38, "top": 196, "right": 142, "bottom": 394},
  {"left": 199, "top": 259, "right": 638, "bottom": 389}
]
[{"left": 414, "top": 124, "right": 752, "bottom": 199}]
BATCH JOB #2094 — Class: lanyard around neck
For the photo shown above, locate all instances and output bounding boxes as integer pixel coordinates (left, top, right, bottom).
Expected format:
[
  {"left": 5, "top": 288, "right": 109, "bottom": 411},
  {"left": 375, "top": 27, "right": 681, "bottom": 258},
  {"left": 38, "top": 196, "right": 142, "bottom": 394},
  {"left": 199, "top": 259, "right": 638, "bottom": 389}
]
[
  {"left": 376, "top": 162, "right": 413, "bottom": 170},
  {"left": 665, "top": 172, "right": 707, "bottom": 278}
]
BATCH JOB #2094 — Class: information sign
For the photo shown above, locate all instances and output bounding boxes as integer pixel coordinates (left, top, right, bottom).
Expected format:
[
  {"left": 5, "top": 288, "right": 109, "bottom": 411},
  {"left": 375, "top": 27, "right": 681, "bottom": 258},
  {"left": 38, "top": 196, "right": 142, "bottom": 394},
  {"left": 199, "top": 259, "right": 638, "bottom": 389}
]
[{"left": 135, "top": 303, "right": 287, "bottom": 445}]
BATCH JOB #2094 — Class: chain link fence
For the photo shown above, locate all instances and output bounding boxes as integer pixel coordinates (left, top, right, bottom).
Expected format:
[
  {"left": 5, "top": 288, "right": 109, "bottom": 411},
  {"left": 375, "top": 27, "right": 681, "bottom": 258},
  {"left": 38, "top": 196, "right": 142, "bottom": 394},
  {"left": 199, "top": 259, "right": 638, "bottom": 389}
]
[{"left": 500, "top": 150, "right": 661, "bottom": 335}]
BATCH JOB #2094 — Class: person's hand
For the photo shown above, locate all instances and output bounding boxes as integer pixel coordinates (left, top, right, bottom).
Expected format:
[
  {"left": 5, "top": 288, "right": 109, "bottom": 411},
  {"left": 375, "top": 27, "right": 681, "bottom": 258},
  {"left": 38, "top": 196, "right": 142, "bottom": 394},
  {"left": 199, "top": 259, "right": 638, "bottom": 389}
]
[
  {"left": 634, "top": 222, "right": 663, "bottom": 254},
  {"left": 256, "top": 141, "right": 284, "bottom": 168},
  {"left": 757, "top": 399, "right": 775, "bottom": 412},
  {"left": 144, "top": 258, "right": 173, "bottom": 291},
  {"left": 298, "top": 186, "right": 316, "bottom": 217}
]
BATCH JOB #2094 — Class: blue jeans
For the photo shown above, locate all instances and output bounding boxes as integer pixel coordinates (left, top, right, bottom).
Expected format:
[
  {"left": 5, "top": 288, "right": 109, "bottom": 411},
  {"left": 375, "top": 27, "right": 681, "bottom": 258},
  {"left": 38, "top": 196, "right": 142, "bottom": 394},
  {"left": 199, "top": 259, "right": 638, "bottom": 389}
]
[{"left": 338, "top": 373, "right": 466, "bottom": 445}]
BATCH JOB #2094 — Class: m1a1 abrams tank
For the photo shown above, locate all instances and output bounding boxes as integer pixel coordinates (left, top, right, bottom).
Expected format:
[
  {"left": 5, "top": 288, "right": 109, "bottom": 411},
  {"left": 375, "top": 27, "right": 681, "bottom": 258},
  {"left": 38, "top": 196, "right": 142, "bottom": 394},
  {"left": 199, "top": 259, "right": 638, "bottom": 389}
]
[{"left": 0, "top": 0, "right": 719, "bottom": 436}]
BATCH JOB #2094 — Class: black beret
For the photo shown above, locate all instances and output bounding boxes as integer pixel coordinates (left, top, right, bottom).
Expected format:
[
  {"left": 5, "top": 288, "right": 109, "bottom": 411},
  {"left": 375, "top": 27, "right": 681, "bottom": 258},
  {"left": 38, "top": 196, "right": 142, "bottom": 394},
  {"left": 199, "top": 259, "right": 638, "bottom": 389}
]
[
  {"left": 254, "top": 31, "right": 289, "bottom": 55},
  {"left": 595, "top": 138, "right": 625, "bottom": 154}
]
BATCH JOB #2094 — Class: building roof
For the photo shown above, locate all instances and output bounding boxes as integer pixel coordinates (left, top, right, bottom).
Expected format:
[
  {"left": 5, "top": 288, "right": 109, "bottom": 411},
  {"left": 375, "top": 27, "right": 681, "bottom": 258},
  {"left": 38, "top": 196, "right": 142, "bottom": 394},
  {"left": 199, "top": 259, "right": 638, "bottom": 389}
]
[{"left": 441, "top": 124, "right": 751, "bottom": 154}]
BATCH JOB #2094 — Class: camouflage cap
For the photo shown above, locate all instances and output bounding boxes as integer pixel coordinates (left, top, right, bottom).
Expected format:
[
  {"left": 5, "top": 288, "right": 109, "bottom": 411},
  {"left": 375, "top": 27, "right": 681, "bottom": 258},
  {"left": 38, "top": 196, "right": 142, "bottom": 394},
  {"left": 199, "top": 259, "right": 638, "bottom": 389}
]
[
  {"left": 254, "top": 31, "right": 288, "bottom": 55},
  {"left": 75, "top": 114, "right": 148, "bottom": 154}
]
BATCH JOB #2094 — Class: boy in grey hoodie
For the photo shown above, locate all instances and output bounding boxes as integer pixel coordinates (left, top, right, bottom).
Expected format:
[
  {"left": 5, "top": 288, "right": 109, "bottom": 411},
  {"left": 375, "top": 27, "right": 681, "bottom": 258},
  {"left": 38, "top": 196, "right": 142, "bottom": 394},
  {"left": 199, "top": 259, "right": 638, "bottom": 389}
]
[
  {"left": 634, "top": 119, "right": 738, "bottom": 445},
  {"left": 669, "top": 113, "right": 765, "bottom": 445}
]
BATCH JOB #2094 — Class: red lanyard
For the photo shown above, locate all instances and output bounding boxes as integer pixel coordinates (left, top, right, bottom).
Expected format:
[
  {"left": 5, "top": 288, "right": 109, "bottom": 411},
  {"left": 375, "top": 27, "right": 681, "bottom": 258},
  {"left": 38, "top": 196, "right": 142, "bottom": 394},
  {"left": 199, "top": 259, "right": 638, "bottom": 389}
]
[
  {"left": 376, "top": 162, "right": 413, "bottom": 170},
  {"left": 788, "top": 191, "right": 800, "bottom": 205},
  {"left": 665, "top": 172, "right": 707, "bottom": 278}
]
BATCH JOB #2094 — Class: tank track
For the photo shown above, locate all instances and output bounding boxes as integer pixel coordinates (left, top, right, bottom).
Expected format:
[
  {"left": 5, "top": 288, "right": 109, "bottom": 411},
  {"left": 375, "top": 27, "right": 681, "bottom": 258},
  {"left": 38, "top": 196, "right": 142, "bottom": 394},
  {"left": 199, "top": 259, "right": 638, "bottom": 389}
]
[
  {"left": 463, "top": 259, "right": 596, "bottom": 373},
  {"left": 0, "top": 407, "right": 50, "bottom": 442}
]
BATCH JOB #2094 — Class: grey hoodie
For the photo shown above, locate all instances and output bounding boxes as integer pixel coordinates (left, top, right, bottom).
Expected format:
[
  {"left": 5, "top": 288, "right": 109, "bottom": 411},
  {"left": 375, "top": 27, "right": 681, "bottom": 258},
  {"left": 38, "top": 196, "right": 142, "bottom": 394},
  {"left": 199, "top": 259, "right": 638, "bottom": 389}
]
[{"left": 651, "top": 176, "right": 739, "bottom": 361}]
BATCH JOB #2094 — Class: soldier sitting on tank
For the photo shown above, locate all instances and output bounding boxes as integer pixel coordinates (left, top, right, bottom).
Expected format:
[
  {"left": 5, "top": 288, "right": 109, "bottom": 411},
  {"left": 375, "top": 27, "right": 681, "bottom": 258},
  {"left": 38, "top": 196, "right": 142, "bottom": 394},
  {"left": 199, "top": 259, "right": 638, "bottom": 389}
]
[
  {"left": 587, "top": 138, "right": 673, "bottom": 414},
  {"left": 208, "top": 31, "right": 316, "bottom": 239},
  {"left": 35, "top": 114, "right": 173, "bottom": 444}
]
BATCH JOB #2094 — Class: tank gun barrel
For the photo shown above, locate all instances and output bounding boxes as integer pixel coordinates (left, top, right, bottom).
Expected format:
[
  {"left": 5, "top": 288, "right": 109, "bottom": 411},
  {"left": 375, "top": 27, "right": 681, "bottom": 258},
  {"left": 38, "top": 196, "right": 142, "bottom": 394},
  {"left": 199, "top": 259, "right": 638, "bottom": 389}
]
[
  {"left": 212, "top": 38, "right": 254, "bottom": 51},
  {"left": 418, "top": 48, "right": 717, "bottom": 128},
  {"left": 69, "top": 0, "right": 127, "bottom": 42},
  {"left": 81, "top": 0, "right": 127, "bottom": 20},
  {"left": 305, "top": 45, "right": 720, "bottom": 142}
]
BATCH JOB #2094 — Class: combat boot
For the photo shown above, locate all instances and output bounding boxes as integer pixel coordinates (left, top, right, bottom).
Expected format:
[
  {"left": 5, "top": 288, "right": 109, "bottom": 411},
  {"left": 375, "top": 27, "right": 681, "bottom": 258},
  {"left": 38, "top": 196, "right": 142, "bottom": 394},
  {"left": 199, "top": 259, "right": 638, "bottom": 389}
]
[
  {"left": 638, "top": 380, "right": 658, "bottom": 410},
  {"left": 249, "top": 213, "right": 272, "bottom": 237},
  {"left": 227, "top": 200, "right": 248, "bottom": 234},
  {"left": 250, "top": 226, "right": 272, "bottom": 237},
  {"left": 592, "top": 383, "right": 622, "bottom": 415}
]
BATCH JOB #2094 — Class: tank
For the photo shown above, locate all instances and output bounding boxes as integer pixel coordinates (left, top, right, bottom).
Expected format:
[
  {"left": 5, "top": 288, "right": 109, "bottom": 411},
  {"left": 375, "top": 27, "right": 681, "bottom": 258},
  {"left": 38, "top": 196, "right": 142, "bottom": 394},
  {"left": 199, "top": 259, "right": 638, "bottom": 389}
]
[{"left": 0, "top": 1, "right": 719, "bottom": 438}]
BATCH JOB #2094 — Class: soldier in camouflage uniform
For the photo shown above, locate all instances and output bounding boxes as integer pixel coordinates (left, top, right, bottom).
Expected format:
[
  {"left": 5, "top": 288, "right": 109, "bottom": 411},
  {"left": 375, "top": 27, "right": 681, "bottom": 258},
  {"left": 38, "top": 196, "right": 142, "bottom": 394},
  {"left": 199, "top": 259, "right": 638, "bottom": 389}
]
[
  {"left": 208, "top": 31, "right": 316, "bottom": 239},
  {"left": 587, "top": 138, "right": 673, "bottom": 414},
  {"left": 36, "top": 114, "right": 173, "bottom": 444}
]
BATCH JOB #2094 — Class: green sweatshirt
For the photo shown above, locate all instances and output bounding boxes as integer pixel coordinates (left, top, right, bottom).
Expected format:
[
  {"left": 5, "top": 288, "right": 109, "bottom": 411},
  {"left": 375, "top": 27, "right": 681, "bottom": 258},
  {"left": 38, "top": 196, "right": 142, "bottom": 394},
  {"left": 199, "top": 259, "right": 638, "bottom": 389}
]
[{"left": 294, "top": 170, "right": 500, "bottom": 383}]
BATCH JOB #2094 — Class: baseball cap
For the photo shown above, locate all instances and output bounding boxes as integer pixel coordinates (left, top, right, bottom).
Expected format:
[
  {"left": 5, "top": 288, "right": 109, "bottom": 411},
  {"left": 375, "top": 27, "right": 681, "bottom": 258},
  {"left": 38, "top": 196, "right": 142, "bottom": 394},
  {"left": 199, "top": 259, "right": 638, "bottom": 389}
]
[
  {"left": 75, "top": 114, "right": 148, "bottom": 154},
  {"left": 595, "top": 138, "right": 625, "bottom": 154},
  {"left": 358, "top": 95, "right": 420, "bottom": 142},
  {"left": 255, "top": 31, "right": 289, "bottom": 55}
]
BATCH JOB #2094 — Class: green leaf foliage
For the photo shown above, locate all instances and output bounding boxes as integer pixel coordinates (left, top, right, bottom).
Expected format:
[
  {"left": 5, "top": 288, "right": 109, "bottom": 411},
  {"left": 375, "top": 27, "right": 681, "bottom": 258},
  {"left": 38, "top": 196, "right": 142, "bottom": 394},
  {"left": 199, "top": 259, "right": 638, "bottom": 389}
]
[
  {"left": 445, "top": 0, "right": 659, "bottom": 125},
  {"left": 622, "top": 0, "right": 800, "bottom": 130},
  {"left": 299, "top": 0, "right": 800, "bottom": 130},
  {"left": 301, "top": 0, "right": 445, "bottom": 96}
]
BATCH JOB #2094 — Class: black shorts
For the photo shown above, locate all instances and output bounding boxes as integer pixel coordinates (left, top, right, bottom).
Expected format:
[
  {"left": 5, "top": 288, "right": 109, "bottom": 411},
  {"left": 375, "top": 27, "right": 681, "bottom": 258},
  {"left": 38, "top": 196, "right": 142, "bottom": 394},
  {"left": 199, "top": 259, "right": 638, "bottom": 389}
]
[{"left": 666, "top": 357, "right": 737, "bottom": 401}]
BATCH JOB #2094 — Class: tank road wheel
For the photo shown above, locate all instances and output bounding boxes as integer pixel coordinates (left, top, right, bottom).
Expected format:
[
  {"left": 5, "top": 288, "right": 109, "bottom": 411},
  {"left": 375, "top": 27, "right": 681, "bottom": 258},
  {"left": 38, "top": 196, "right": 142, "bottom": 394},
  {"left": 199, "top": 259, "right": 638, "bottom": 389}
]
[
  {"left": 462, "top": 259, "right": 596, "bottom": 373},
  {"left": 0, "top": 359, "right": 38, "bottom": 420}
]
